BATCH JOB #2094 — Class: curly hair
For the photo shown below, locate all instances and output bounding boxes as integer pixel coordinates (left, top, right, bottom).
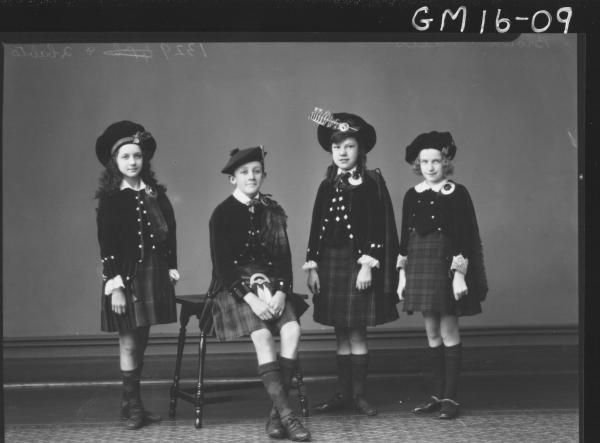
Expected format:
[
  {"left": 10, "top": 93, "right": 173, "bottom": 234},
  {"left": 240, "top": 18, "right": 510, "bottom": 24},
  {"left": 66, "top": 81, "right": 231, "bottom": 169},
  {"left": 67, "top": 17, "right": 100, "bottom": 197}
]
[
  {"left": 411, "top": 151, "right": 454, "bottom": 177},
  {"left": 324, "top": 135, "right": 368, "bottom": 182},
  {"left": 94, "top": 149, "right": 165, "bottom": 200}
]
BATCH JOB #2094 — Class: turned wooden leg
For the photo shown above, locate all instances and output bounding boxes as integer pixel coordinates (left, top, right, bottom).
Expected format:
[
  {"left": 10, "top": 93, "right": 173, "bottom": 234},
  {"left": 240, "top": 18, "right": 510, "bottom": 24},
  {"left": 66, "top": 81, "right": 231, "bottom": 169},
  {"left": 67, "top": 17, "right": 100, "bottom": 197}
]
[
  {"left": 295, "top": 368, "right": 309, "bottom": 417},
  {"left": 169, "top": 309, "right": 191, "bottom": 420},
  {"left": 194, "top": 329, "right": 208, "bottom": 428}
]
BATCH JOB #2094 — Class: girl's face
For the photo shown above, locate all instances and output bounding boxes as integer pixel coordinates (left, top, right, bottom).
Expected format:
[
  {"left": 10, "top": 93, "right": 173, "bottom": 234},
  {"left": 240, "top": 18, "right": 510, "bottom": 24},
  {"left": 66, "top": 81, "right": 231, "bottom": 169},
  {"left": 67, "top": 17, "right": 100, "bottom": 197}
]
[
  {"left": 419, "top": 148, "right": 445, "bottom": 185},
  {"left": 230, "top": 161, "right": 265, "bottom": 198},
  {"left": 115, "top": 143, "right": 143, "bottom": 179},
  {"left": 331, "top": 137, "right": 359, "bottom": 171}
]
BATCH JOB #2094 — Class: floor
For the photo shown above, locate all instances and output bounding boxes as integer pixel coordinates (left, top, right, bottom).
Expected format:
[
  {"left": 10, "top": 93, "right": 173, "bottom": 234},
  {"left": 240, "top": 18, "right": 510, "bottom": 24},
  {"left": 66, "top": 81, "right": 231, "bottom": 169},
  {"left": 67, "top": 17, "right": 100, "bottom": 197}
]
[{"left": 4, "top": 371, "right": 579, "bottom": 442}]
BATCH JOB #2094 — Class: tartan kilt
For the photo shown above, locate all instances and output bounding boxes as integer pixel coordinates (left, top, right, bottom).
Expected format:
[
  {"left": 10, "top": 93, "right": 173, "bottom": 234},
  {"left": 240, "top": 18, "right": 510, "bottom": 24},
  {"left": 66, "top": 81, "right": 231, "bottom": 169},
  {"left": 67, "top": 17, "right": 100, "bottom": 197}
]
[
  {"left": 403, "top": 230, "right": 481, "bottom": 317},
  {"left": 315, "top": 241, "right": 399, "bottom": 327},
  {"left": 212, "top": 289, "right": 300, "bottom": 342},
  {"left": 101, "top": 251, "right": 177, "bottom": 332}
]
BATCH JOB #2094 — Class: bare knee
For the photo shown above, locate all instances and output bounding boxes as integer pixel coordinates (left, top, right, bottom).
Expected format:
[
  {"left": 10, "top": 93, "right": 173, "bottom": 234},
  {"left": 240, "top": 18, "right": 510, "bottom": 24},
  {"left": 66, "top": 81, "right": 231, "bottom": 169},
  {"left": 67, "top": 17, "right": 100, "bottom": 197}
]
[{"left": 280, "top": 321, "right": 301, "bottom": 344}]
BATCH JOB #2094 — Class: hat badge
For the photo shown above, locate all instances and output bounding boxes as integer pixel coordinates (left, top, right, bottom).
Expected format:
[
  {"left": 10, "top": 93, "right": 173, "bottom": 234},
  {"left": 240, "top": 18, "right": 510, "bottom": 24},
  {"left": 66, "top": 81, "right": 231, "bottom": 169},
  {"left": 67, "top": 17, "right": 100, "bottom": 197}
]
[{"left": 309, "top": 107, "right": 358, "bottom": 133}]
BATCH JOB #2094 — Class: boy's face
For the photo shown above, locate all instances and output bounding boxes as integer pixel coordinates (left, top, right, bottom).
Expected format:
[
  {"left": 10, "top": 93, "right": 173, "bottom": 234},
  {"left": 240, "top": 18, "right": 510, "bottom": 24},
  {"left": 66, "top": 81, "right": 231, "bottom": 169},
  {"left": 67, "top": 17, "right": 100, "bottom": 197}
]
[
  {"left": 419, "top": 148, "right": 445, "bottom": 185},
  {"left": 230, "top": 161, "right": 265, "bottom": 197}
]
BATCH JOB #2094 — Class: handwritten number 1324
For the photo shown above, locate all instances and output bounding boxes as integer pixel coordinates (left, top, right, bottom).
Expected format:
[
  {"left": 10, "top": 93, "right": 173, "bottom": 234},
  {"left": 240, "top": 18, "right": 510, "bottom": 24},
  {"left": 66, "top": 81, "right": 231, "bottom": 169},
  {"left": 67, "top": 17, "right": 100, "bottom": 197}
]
[{"left": 160, "top": 43, "right": 196, "bottom": 60}]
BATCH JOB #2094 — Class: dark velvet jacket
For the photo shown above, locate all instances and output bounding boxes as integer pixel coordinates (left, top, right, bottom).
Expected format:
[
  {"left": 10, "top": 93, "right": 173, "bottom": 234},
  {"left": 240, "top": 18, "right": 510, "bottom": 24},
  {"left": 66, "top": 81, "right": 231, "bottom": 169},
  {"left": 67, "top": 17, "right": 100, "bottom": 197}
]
[
  {"left": 306, "top": 169, "right": 401, "bottom": 304},
  {"left": 306, "top": 171, "right": 385, "bottom": 263},
  {"left": 209, "top": 195, "right": 293, "bottom": 300},
  {"left": 96, "top": 187, "right": 177, "bottom": 281},
  {"left": 398, "top": 180, "right": 488, "bottom": 300}
]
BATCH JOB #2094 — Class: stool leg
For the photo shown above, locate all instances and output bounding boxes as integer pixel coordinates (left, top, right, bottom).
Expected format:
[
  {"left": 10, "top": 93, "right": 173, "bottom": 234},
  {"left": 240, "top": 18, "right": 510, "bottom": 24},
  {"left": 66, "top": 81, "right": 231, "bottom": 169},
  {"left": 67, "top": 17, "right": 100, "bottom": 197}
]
[
  {"left": 295, "top": 368, "right": 309, "bottom": 417},
  {"left": 194, "top": 330, "right": 208, "bottom": 429},
  {"left": 169, "top": 310, "right": 190, "bottom": 419}
]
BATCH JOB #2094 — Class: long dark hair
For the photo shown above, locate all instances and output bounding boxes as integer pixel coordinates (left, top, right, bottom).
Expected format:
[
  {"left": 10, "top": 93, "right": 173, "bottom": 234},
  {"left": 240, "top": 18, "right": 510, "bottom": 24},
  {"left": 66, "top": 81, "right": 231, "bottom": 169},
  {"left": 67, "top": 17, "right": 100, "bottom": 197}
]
[
  {"left": 324, "top": 134, "right": 368, "bottom": 182},
  {"left": 94, "top": 149, "right": 165, "bottom": 201}
]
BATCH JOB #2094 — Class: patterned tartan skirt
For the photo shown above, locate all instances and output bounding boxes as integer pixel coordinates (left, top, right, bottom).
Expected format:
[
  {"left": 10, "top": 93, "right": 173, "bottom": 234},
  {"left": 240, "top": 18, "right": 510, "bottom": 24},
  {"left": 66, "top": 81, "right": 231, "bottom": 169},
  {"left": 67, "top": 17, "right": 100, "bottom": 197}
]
[
  {"left": 100, "top": 251, "right": 177, "bottom": 332},
  {"left": 403, "top": 230, "right": 481, "bottom": 317},
  {"left": 212, "top": 291, "right": 299, "bottom": 342},
  {"left": 315, "top": 241, "right": 399, "bottom": 327}
]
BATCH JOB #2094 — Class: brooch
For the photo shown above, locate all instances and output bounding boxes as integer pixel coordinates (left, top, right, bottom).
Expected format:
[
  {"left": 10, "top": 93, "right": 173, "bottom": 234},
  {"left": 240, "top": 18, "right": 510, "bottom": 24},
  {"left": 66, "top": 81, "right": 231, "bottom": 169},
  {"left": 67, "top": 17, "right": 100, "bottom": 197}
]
[{"left": 440, "top": 182, "right": 455, "bottom": 195}]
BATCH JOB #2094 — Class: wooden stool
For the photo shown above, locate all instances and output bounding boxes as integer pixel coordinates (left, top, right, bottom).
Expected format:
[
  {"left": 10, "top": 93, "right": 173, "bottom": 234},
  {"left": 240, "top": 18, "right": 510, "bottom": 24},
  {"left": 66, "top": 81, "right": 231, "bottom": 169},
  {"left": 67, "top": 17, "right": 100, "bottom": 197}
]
[{"left": 168, "top": 293, "right": 309, "bottom": 428}]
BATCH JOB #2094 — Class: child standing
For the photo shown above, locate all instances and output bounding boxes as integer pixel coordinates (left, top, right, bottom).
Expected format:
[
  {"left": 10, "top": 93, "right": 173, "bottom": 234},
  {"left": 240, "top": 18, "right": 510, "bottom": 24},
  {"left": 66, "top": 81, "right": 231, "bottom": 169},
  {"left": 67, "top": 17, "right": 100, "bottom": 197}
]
[
  {"left": 95, "top": 121, "right": 180, "bottom": 429},
  {"left": 209, "top": 146, "right": 311, "bottom": 441},
  {"left": 304, "top": 111, "right": 400, "bottom": 416},
  {"left": 397, "top": 131, "right": 488, "bottom": 419}
]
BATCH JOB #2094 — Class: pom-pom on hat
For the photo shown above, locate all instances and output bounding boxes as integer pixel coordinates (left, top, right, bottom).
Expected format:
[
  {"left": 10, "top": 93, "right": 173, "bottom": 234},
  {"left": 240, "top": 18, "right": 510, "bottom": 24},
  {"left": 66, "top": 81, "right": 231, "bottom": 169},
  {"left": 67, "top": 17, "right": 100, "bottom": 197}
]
[
  {"left": 95, "top": 120, "right": 156, "bottom": 166},
  {"left": 405, "top": 131, "right": 457, "bottom": 164},
  {"left": 316, "top": 112, "right": 376, "bottom": 153},
  {"left": 221, "top": 146, "right": 266, "bottom": 175}
]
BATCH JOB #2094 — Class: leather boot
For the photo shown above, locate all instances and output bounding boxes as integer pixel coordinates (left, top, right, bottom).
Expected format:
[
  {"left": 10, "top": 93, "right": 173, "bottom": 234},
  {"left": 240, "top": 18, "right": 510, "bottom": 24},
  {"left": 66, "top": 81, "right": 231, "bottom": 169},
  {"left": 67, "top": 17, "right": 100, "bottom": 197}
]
[
  {"left": 412, "top": 346, "right": 445, "bottom": 414},
  {"left": 120, "top": 365, "right": 161, "bottom": 424},
  {"left": 351, "top": 354, "right": 377, "bottom": 416},
  {"left": 265, "top": 357, "right": 300, "bottom": 438},
  {"left": 122, "top": 369, "right": 144, "bottom": 430},
  {"left": 314, "top": 354, "right": 352, "bottom": 413},
  {"left": 280, "top": 413, "right": 311, "bottom": 442},
  {"left": 259, "top": 361, "right": 311, "bottom": 441},
  {"left": 439, "top": 344, "right": 462, "bottom": 419}
]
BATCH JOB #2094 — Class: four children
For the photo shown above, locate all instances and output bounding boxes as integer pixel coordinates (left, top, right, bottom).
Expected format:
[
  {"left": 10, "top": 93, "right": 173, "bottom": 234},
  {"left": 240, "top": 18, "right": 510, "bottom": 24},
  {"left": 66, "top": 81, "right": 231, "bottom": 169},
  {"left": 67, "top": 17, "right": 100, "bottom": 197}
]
[{"left": 95, "top": 117, "right": 486, "bottom": 438}]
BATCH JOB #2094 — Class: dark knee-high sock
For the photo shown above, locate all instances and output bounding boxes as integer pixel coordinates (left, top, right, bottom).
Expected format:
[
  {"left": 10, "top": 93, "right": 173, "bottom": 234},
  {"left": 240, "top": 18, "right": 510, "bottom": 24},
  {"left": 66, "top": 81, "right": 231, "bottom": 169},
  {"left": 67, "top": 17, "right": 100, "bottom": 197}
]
[
  {"left": 122, "top": 369, "right": 142, "bottom": 408},
  {"left": 429, "top": 345, "right": 445, "bottom": 400},
  {"left": 336, "top": 354, "right": 353, "bottom": 398},
  {"left": 269, "top": 356, "right": 298, "bottom": 417},
  {"left": 279, "top": 356, "right": 298, "bottom": 396},
  {"left": 351, "top": 354, "right": 369, "bottom": 399},
  {"left": 259, "top": 361, "right": 293, "bottom": 419},
  {"left": 443, "top": 344, "right": 462, "bottom": 400}
]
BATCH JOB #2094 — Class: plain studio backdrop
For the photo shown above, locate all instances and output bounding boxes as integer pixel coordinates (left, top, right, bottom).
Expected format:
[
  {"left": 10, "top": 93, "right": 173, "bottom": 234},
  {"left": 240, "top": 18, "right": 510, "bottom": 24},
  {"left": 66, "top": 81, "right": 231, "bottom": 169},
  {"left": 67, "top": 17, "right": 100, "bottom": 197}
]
[{"left": 3, "top": 35, "right": 577, "bottom": 340}]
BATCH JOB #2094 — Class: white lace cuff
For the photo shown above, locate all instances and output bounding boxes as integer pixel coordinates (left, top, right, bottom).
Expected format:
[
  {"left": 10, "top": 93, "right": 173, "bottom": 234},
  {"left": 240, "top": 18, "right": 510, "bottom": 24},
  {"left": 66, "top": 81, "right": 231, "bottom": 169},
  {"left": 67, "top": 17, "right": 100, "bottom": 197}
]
[
  {"left": 169, "top": 269, "right": 180, "bottom": 281},
  {"left": 302, "top": 260, "right": 318, "bottom": 271},
  {"left": 396, "top": 255, "right": 407, "bottom": 270},
  {"left": 357, "top": 254, "right": 380, "bottom": 269},
  {"left": 450, "top": 255, "right": 469, "bottom": 275},
  {"left": 104, "top": 275, "right": 125, "bottom": 295}
]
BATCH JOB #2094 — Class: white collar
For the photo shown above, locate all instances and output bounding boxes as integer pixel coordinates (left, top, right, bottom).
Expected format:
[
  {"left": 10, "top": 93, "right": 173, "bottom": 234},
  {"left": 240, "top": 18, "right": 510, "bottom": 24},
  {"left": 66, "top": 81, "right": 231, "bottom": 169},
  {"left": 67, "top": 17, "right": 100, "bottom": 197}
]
[
  {"left": 120, "top": 179, "right": 147, "bottom": 191},
  {"left": 233, "top": 188, "right": 260, "bottom": 205},
  {"left": 414, "top": 179, "right": 449, "bottom": 193},
  {"left": 337, "top": 166, "right": 357, "bottom": 176}
]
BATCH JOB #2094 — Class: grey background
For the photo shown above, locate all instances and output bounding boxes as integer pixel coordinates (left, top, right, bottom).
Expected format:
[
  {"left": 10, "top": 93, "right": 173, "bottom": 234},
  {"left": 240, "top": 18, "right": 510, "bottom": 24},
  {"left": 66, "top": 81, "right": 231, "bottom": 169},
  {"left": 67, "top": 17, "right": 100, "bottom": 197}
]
[{"left": 2, "top": 35, "right": 577, "bottom": 337}]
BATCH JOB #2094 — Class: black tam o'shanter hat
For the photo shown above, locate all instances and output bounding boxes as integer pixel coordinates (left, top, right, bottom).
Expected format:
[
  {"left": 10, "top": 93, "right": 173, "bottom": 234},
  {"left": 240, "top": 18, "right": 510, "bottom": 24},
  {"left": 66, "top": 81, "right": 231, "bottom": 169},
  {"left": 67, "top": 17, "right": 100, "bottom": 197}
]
[
  {"left": 95, "top": 120, "right": 156, "bottom": 166},
  {"left": 221, "top": 146, "right": 266, "bottom": 175},
  {"left": 405, "top": 131, "right": 456, "bottom": 164}
]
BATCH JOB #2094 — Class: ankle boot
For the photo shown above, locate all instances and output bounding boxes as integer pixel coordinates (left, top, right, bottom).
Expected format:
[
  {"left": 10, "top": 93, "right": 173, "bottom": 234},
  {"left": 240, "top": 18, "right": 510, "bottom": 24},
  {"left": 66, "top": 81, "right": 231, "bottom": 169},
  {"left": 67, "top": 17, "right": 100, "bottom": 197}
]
[
  {"left": 314, "top": 354, "right": 352, "bottom": 413},
  {"left": 439, "top": 344, "right": 462, "bottom": 419},
  {"left": 351, "top": 354, "right": 377, "bottom": 416},
  {"left": 122, "top": 369, "right": 144, "bottom": 430},
  {"left": 280, "top": 412, "right": 311, "bottom": 442},
  {"left": 265, "top": 356, "right": 300, "bottom": 438},
  {"left": 120, "top": 365, "right": 161, "bottom": 424},
  {"left": 413, "top": 345, "right": 445, "bottom": 414},
  {"left": 259, "top": 361, "right": 311, "bottom": 440}
]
